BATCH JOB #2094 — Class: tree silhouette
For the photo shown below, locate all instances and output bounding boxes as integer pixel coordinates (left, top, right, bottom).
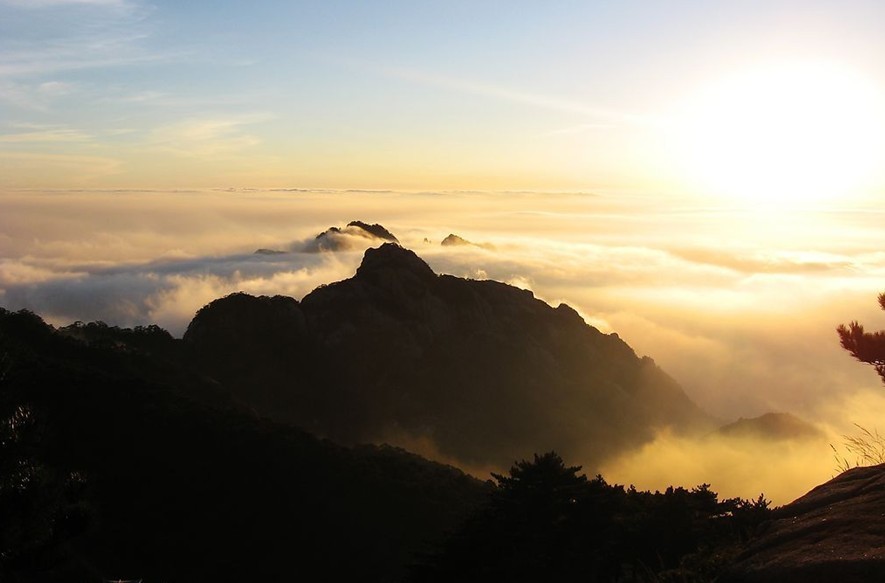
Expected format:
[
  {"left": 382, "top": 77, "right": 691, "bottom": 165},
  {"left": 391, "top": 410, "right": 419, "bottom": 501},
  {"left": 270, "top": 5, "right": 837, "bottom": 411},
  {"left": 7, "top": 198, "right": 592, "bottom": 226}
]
[
  {"left": 837, "top": 293, "right": 885, "bottom": 383},
  {"left": 410, "top": 451, "right": 773, "bottom": 583},
  {"left": 408, "top": 452, "right": 618, "bottom": 582}
]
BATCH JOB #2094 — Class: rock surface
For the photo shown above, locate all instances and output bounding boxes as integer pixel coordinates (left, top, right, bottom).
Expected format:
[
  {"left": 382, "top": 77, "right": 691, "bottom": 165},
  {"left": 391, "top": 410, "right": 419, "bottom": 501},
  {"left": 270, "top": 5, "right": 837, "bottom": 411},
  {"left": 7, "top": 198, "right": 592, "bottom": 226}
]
[
  {"left": 307, "top": 220, "right": 399, "bottom": 251},
  {"left": 721, "top": 464, "right": 885, "bottom": 582}
]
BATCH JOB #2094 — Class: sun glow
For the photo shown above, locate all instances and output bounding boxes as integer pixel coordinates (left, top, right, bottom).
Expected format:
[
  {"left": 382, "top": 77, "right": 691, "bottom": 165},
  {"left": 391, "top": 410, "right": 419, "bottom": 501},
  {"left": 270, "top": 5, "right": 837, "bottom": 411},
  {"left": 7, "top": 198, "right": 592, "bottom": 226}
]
[{"left": 674, "top": 61, "right": 885, "bottom": 208}]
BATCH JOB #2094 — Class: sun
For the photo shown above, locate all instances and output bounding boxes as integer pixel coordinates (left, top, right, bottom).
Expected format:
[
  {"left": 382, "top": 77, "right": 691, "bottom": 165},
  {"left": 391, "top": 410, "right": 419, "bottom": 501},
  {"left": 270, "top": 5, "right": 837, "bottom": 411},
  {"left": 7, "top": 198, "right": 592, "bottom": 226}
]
[{"left": 673, "top": 61, "right": 885, "bottom": 208}]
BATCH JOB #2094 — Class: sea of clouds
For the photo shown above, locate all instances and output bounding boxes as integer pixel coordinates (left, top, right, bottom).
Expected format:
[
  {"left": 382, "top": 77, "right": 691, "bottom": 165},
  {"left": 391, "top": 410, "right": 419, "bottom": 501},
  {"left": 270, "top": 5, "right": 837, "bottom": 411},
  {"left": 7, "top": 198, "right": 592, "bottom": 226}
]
[{"left": 3, "top": 187, "right": 885, "bottom": 502}]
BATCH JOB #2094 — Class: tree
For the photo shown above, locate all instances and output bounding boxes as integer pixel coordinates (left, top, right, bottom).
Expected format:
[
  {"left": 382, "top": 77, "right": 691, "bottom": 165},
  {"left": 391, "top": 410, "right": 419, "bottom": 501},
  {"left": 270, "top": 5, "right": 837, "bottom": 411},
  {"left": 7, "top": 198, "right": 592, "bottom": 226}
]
[
  {"left": 837, "top": 293, "right": 885, "bottom": 383},
  {"left": 408, "top": 452, "right": 618, "bottom": 582}
]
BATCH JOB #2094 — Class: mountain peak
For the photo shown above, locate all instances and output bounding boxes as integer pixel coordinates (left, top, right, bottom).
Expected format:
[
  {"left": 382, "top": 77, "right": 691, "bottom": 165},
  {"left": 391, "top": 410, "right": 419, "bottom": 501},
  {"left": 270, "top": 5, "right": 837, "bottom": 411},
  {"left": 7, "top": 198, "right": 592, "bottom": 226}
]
[
  {"left": 188, "top": 244, "right": 713, "bottom": 469},
  {"left": 307, "top": 220, "right": 399, "bottom": 252},
  {"left": 355, "top": 243, "right": 436, "bottom": 282},
  {"left": 346, "top": 221, "right": 398, "bottom": 242}
]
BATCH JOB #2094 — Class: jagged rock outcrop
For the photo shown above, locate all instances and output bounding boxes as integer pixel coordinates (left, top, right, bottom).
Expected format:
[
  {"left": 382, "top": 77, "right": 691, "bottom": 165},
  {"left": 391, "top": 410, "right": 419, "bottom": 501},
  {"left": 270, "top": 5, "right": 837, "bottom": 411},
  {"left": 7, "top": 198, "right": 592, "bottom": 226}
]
[
  {"left": 307, "top": 220, "right": 399, "bottom": 252},
  {"left": 720, "top": 464, "right": 885, "bottom": 582},
  {"left": 348, "top": 220, "right": 398, "bottom": 242},
  {"left": 184, "top": 243, "right": 714, "bottom": 469}
]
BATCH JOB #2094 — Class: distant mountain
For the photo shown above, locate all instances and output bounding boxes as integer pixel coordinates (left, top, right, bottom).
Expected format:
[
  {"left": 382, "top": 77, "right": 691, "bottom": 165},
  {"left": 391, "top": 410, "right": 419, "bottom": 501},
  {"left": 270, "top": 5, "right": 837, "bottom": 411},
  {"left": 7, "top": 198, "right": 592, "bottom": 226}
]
[
  {"left": 440, "top": 233, "right": 495, "bottom": 250},
  {"left": 720, "top": 463, "right": 885, "bottom": 582},
  {"left": 185, "top": 243, "right": 715, "bottom": 470},
  {"left": 717, "top": 412, "right": 825, "bottom": 441},
  {"left": 307, "top": 220, "right": 399, "bottom": 252},
  {"left": 0, "top": 308, "right": 486, "bottom": 582}
]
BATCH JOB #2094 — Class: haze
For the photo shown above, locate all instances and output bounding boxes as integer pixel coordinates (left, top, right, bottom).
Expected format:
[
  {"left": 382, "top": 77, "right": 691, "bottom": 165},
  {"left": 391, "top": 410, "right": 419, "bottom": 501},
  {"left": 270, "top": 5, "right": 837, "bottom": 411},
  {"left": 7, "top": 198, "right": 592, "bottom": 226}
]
[{"left": 4, "top": 0, "right": 885, "bottom": 503}]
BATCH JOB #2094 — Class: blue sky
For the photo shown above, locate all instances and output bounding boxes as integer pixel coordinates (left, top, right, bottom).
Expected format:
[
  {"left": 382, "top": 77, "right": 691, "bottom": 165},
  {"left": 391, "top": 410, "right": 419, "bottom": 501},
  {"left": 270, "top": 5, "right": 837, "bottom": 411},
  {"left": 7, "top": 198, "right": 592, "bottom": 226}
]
[{"left": 2, "top": 0, "right": 885, "bottom": 192}]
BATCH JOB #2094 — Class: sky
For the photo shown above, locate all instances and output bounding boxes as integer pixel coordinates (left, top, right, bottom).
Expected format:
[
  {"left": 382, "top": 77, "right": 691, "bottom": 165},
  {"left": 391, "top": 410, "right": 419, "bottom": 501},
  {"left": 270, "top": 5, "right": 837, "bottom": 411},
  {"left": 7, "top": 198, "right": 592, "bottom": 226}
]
[
  {"left": 3, "top": 0, "right": 885, "bottom": 194},
  {"left": 4, "top": 0, "right": 885, "bottom": 502}
]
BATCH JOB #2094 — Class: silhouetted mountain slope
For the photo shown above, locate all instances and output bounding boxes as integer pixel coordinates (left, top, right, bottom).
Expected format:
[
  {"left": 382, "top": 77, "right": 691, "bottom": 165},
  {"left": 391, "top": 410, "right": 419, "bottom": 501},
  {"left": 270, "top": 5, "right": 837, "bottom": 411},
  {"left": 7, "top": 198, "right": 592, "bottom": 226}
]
[
  {"left": 717, "top": 412, "right": 825, "bottom": 441},
  {"left": 0, "top": 308, "right": 487, "bottom": 582},
  {"left": 185, "top": 243, "right": 715, "bottom": 469},
  {"left": 720, "top": 463, "right": 885, "bottom": 582}
]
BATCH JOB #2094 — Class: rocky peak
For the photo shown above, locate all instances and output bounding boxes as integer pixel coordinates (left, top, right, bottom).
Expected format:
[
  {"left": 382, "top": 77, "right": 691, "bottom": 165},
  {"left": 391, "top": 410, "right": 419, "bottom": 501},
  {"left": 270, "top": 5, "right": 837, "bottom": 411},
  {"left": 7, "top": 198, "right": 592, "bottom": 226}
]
[
  {"left": 308, "top": 221, "right": 399, "bottom": 252},
  {"left": 355, "top": 243, "right": 436, "bottom": 283},
  {"left": 347, "top": 221, "right": 398, "bottom": 242},
  {"left": 440, "top": 233, "right": 495, "bottom": 250},
  {"left": 441, "top": 233, "right": 470, "bottom": 246}
]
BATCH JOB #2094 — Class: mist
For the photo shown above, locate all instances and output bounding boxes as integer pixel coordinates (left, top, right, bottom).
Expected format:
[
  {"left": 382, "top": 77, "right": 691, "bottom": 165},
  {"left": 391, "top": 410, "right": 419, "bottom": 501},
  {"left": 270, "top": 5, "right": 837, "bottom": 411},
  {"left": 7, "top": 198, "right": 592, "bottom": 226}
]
[{"left": 3, "top": 187, "right": 885, "bottom": 503}]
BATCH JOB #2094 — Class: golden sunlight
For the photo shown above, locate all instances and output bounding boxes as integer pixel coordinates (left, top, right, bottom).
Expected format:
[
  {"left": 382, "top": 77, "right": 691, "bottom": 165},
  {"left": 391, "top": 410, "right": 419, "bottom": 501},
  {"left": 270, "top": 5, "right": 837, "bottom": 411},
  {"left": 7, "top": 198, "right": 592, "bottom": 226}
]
[{"left": 674, "top": 61, "right": 885, "bottom": 208}]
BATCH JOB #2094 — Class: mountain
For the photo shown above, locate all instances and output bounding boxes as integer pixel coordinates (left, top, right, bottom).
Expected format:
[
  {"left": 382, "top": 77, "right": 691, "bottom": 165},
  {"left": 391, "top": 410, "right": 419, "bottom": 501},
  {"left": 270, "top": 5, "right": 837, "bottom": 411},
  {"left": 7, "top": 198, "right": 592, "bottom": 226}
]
[
  {"left": 441, "top": 233, "right": 471, "bottom": 246},
  {"left": 440, "top": 233, "right": 495, "bottom": 250},
  {"left": 717, "top": 412, "right": 825, "bottom": 441},
  {"left": 184, "top": 243, "right": 715, "bottom": 470},
  {"left": 0, "top": 308, "right": 487, "bottom": 582},
  {"left": 720, "top": 463, "right": 885, "bottom": 582}
]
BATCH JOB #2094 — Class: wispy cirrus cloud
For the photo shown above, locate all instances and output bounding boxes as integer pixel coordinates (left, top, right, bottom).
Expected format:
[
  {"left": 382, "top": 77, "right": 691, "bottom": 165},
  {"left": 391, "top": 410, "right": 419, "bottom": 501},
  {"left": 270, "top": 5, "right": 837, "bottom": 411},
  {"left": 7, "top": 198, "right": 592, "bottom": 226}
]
[
  {"left": 148, "top": 114, "right": 273, "bottom": 160},
  {"left": 0, "top": 38, "right": 166, "bottom": 79},
  {"left": 380, "top": 65, "right": 662, "bottom": 128},
  {"left": 0, "top": 0, "right": 162, "bottom": 81}
]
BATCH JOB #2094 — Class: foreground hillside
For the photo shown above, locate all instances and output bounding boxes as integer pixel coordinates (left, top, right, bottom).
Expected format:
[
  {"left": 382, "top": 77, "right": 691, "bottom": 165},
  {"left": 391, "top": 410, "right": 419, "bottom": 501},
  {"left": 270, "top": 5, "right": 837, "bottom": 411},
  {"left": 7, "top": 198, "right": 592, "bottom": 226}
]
[
  {"left": 185, "top": 243, "right": 714, "bottom": 469},
  {"left": 721, "top": 463, "right": 885, "bottom": 582},
  {"left": 0, "top": 308, "right": 486, "bottom": 582}
]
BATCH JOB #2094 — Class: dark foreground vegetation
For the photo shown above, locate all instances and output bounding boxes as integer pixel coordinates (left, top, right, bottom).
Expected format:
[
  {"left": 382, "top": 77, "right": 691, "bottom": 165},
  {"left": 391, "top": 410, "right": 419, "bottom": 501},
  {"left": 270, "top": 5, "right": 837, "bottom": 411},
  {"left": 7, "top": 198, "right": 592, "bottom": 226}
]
[
  {"left": 410, "top": 452, "right": 771, "bottom": 583},
  {"left": 1, "top": 307, "right": 771, "bottom": 582},
  {"left": 0, "top": 309, "right": 486, "bottom": 582}
]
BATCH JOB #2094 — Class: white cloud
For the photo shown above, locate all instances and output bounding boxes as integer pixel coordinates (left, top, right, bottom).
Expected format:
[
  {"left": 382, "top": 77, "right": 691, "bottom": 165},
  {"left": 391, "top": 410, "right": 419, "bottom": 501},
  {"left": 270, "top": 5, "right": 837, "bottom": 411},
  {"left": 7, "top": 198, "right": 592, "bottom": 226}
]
[{"left": 381, "top": 65, "right": 661, "bottom": 127}]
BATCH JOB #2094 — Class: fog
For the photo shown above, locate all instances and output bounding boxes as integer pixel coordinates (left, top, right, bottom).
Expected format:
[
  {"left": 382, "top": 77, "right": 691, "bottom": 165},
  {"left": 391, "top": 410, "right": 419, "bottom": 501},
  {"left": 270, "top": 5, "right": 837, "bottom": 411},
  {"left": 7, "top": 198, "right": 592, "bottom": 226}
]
[{"left": 3, "top": 187, "right": 884, "bottom": 503}]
